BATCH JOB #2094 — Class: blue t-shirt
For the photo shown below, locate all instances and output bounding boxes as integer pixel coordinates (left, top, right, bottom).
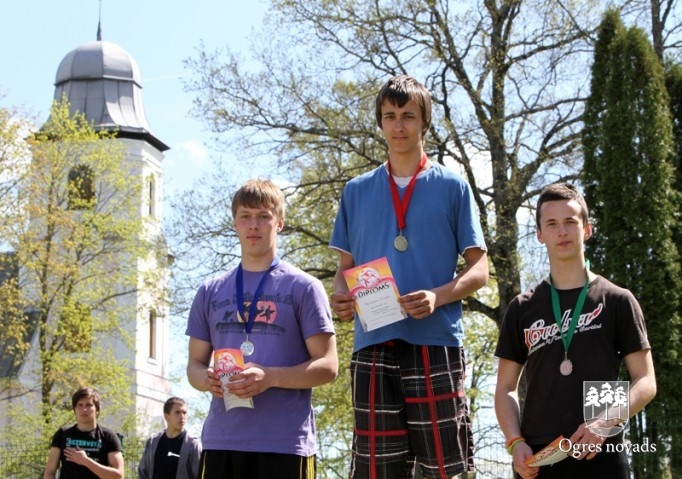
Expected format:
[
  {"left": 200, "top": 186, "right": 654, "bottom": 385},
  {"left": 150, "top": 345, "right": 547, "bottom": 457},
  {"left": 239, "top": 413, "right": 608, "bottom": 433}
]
[
  {"left": 330, "top": 162, "right": 486, "bottom": 351},
  {"left": 185, "top": 260, "right": 334, "bottom": 456}
]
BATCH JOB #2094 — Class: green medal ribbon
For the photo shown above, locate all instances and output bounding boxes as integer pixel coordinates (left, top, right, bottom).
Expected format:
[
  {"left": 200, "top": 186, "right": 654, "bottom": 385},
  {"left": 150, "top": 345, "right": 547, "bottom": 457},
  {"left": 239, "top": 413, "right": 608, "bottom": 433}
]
[{"left": 549, "top": 268, "right": 590, "bottom": 354}]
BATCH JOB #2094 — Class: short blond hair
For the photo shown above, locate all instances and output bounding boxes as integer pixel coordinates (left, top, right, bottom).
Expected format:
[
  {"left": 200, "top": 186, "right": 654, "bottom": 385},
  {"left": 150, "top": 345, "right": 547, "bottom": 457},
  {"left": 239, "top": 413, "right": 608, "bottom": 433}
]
[{"left": 231, "top": 178, "right": 285, "bottom": 219}]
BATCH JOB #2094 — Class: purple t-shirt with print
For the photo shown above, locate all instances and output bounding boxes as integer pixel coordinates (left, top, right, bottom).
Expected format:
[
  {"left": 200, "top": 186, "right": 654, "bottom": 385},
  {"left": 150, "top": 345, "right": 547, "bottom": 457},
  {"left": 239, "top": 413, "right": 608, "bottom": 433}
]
[{"left": 185, "top": 260, "right": 334, "bottom": 456}]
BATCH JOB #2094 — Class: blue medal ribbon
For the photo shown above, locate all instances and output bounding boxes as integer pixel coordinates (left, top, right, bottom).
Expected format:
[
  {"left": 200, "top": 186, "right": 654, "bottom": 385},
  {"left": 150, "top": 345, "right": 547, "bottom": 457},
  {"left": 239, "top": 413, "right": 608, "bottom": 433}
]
[{"left": 236, "top": 258, "right": 280, "bottom": 340}]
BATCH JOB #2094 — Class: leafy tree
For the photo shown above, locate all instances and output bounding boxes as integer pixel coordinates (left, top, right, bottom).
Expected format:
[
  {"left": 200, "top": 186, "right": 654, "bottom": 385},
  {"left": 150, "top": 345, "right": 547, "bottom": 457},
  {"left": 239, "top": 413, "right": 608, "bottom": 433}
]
[
  {"left": 182, "top": 0, "right": 602, "bottom": 332},
  {"left": 0, "top": 103, "right": 33, "bottom": 399},
  {"left": 647, "top": 0, "right": 682, "bottom": 61},
  {"left": 0, "top": 99, "right": 160, "bottom": 463},
  {"left": 583, "top": 10, "right": 682, "bottom": 477},
  {"left": 0, "top": 101, "right": 31, "bottom": 205},
  {"left": 170, "top": 0, "right": 682, "bottom": 474}
]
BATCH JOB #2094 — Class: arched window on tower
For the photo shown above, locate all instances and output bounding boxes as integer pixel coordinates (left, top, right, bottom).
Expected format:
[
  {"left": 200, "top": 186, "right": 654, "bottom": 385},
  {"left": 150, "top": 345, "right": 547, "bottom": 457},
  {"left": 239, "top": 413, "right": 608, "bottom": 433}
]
[
  {"left": 148, "top": 309, "right": 158, "bottom": 360},
  {"left": 67, "top": 164, "right": 95, "bottom": 210},
  {"left": 147, "top": 175, "right": 156, "bottom": 217}
]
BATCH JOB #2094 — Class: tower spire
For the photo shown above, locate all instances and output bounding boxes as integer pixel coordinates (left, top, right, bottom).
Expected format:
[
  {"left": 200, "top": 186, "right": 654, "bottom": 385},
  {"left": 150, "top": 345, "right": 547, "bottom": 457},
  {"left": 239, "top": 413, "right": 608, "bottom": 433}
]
[{"left": 96, "top": 0, "right": 102, "bottom": 41}]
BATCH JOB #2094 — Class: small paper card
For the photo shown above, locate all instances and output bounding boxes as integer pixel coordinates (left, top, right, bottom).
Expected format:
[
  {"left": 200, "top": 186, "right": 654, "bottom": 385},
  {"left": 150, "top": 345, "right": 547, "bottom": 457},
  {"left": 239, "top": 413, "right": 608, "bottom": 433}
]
[
  {"left": 213, "top": 348, "right": 254, "bottom": 411},
  {"left": 343, "top": 257, "right": 407, "bottom": 332},
  {"left": 523, "top": 435, "right": 568, "bottom": 467}
]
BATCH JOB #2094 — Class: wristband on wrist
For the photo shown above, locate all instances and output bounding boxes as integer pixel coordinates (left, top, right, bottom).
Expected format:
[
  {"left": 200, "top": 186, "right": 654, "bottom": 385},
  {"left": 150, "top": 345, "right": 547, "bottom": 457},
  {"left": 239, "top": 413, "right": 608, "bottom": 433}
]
[{"left": 506, "top": 436, "right": 526, "bottom": 455}]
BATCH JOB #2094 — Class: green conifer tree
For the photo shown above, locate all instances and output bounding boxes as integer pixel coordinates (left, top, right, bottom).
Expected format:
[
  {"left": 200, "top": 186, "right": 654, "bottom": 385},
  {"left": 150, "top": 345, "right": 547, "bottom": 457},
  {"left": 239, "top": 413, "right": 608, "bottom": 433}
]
[{"left": 583, "top": 10, "right": 682, "bottom": 478}]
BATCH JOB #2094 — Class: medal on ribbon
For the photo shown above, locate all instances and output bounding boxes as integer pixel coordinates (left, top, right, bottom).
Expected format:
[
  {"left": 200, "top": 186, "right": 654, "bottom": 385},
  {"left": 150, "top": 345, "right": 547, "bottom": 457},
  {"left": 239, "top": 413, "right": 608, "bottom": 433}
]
[
  {"left": 387, "top": 153, "right": 427, "bottom": 252},
  {"left": 549, "top": 265, "right": 590, "bottom": 376},
  {"left": 236, "top": 258, "right": 279, "bottom": 356}
]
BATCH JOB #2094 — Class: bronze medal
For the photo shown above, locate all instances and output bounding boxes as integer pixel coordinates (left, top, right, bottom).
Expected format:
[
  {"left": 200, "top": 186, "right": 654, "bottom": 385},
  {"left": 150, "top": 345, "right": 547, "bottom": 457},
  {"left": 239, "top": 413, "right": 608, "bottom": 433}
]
[
  {"left": 560, "top": 358, "right": 573, "bottom": 376},
  {"left": 550, "top": 267, "right": 590, "bottom": 379}
]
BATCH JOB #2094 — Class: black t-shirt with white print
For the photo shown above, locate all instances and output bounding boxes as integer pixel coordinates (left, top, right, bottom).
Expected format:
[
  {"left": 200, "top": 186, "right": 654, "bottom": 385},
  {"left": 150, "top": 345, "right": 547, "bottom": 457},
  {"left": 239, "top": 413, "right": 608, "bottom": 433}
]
[
  {"left": 495, "top": 275, "right": 649, "bottom": 445},
  {"left": 50, "top": 424, "right": 121, "bottom": 479}
]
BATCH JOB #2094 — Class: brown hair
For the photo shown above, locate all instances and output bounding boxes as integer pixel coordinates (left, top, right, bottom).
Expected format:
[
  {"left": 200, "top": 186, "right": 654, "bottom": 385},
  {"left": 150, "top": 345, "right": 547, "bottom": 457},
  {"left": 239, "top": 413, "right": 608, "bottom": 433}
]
[
  {"left": 536, "top": 182, "right": 589, "bottom": 227},
  {"left": 375, "top": 75, "right": 432, "bottom": 136},
  {"left": 163, "top": 397, "right": 187, "bottom": 415},
  {"left": 231, "top": 178, "right": 286, "bottom": 219},
  {"left": 71, "top": 386, "right": 101, "bottom": 415}
]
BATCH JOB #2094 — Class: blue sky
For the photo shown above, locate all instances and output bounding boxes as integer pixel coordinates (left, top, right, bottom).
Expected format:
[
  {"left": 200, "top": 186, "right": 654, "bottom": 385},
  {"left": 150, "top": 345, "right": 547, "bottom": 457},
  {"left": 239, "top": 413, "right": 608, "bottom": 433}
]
[
  {"left": 0, "top": 0, "right": 269, "bottom": 429},
  {"left": 0, "top": 0, "right": 267, "bottom": 194}
]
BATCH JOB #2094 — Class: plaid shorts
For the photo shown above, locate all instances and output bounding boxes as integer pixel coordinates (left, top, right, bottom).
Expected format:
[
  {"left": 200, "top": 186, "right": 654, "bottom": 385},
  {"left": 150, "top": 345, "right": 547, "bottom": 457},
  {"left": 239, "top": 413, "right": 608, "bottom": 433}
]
[{"left": 349, "top": 340, "right": 475, "bottom": 479}]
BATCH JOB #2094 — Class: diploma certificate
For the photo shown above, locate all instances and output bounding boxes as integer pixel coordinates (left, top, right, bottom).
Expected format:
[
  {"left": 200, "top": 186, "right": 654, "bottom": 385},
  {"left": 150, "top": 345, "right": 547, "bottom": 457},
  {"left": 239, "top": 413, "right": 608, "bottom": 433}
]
[
  {"left": 343, "top": 257, "right": 407, "bottom": 332},
  {"left": 524, "top": 436, "right": 568, "bottom": 467}
]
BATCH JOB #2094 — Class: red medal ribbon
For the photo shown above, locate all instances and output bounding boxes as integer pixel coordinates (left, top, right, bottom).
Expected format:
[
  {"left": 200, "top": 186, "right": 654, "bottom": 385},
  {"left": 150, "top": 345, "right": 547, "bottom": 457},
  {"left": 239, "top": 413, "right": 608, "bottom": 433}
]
[{"left": 387, "top": 153, "right": 427, "bottom": 230}]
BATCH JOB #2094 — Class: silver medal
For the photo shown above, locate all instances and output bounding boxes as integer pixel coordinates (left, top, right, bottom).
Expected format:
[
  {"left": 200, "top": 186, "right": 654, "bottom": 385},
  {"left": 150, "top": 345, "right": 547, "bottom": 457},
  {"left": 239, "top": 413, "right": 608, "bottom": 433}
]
[
  {"left": 240, "top": 339, "right": 255, "bottom": 356},
  {"left": 394, "top": 234, "right": 408, "bottom": 252}
]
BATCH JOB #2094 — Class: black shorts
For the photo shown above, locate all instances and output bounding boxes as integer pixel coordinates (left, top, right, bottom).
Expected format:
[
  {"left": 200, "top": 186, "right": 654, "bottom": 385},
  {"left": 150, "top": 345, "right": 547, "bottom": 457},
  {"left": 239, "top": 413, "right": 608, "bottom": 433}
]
[{"left": 198, "top": 450, "right": 316, "bottom": 479}]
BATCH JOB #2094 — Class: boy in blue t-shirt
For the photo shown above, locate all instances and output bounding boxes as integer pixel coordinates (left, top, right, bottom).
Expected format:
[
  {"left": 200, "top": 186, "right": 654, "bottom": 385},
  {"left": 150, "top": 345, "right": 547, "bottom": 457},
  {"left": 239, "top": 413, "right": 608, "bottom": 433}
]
[{"left": 330, "top": 74, "right": 488, "bottom": 479}]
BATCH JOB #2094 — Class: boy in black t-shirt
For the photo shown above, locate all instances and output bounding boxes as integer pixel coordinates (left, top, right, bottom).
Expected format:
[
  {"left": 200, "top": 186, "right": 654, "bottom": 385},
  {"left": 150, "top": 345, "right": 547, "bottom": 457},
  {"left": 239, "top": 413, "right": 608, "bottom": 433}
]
[
  {"left": 494, "top": 183, "right": 657, "bottom": 478},
  {"left": 43, "top": 387, "right": 124, "bottom": 479}
]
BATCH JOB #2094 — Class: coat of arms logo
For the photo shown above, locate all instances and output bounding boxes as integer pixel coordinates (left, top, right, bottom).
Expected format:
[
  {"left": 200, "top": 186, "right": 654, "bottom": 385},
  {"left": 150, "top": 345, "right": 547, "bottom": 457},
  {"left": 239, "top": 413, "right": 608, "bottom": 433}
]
[{"left": 583, "top": 381, "right": 629, "bottom": 438}]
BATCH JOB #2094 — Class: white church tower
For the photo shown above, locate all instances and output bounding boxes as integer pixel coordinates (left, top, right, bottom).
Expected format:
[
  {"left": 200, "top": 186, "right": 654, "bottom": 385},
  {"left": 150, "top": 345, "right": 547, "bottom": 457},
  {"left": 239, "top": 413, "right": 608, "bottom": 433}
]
[
  {"left": 50, "top": 31, "right": 172, "bottom": 433},
  {"left": 0, "top": 19, "right": 175, "bottom": 448}
]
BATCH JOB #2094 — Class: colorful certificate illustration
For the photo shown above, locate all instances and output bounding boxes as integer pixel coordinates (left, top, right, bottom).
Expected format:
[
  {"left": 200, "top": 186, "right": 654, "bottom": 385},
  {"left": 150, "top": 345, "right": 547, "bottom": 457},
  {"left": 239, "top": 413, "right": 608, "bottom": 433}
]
[
  {"left": 343, "top": 257, "right": 407, "bottom": 331},
  {"left": 523, "top": 436, "right": 568, "bottom": 467},
  {"left": 213, "top": 348, "right": 254, "bottom": 411}
]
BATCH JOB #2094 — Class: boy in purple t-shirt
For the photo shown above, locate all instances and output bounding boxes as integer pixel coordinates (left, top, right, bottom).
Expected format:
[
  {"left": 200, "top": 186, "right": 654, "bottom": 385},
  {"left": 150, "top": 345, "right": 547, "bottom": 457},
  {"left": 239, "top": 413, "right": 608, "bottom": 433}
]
[{"left": 186, "top": 178, "right": 337, "bottom": 479}]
